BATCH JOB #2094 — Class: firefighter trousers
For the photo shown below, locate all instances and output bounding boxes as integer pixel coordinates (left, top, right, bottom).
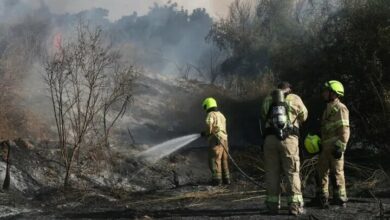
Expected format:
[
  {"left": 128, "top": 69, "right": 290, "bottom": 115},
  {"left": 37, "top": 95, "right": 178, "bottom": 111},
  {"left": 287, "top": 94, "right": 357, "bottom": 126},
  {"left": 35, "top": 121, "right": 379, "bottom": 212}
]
[
  {"left": 208, "top": 138, "right": 230, "bottom": 181},
  {"left": 316, "top": 143, "right": 347, "bottom": 201},
  {"left": 264, "top": 135, "right": 303, "bottom": 207}
]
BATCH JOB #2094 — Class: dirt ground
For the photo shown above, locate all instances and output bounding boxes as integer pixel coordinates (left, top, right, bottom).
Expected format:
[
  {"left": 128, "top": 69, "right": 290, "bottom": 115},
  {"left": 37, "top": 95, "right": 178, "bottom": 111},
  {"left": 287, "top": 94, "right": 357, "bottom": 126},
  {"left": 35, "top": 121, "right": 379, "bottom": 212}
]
[
  {"left": 1, "top": 183, "right": 389, "bottom": 219},
  {"left": 1, "top": 141, "right": 390, "bottom": 219}
]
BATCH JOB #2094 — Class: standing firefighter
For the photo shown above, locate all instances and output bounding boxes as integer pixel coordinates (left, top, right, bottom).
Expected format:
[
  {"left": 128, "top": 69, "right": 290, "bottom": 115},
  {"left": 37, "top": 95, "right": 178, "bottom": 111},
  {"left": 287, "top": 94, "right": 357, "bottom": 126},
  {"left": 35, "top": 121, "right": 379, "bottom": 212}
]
[
  {"left": 315, "top": 80, "right": 350, "bottom": 208},
  {"left": 261, "top": 82, "right": 308, "bottom": 216},
  {"left": 201, "top": 97, "right": 230, "bottom": 186}
]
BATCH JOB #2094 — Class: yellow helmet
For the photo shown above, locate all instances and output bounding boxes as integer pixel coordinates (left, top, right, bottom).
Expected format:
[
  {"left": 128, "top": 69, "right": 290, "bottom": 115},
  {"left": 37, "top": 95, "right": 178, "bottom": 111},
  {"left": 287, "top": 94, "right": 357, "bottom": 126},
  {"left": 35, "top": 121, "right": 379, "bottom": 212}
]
[
  {"left": 324, "top": 80, "right": 344, "bottom": 97},
  {"left": 304, "top": 134, "right": 321, "bottom": 154},
  {"left": 202, "top": 97, "right": 217, "bottom": 110}
]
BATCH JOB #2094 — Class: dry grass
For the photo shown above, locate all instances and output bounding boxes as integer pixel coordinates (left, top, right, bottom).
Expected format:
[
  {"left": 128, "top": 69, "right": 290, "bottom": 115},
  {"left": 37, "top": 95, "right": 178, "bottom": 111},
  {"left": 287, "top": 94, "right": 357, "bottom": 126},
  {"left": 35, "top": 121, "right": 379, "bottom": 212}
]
[
  {"left": 235, "top": 146, "right": 390, "bottom": 196},
  {"left": 124, "top": 189, "right": 265, "bottom": 207},
  {"left": 347, "top": 166, "right": 389, "bottom": 193},
  {"left": 300, "top": 157, "right": 390, "bottom": 193},
  {"left": 300, "top": 156, "right": 318, "bottom": 188}
]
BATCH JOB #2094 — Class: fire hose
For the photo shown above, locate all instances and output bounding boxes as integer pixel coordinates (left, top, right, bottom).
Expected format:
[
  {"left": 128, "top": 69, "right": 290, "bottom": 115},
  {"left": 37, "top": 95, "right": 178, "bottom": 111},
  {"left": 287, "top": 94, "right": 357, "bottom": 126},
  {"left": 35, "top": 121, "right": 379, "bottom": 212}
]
[{"left": 219, "top": 141, "right": 264, "bottom": 188}]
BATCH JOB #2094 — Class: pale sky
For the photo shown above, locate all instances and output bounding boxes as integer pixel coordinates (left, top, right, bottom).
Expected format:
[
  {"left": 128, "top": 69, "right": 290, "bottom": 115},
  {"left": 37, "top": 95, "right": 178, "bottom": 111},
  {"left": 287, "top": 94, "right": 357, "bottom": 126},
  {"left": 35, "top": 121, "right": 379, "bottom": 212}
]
[{"left": 41, "top": 0, "right": 236, "bottom": 21}]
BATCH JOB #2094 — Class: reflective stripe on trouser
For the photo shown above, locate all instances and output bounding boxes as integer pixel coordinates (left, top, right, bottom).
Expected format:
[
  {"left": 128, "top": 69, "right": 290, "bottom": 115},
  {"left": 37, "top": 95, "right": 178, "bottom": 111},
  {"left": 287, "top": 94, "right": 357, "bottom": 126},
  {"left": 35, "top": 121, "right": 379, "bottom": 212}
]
[
  {"left": 264, "top": 135, "right": 303, "bottom": 206},
  {"left": 289, "top": 194, "right": 304, "bottom": 204},
  {"left": 265, "top": 195, "right": 281, "bottom": 211},
  {"left": 316, "top": 143, "right": 347, "bottom": 201},
  {"left": 208, "top": 138, "right": 230, "bottom": 180}
]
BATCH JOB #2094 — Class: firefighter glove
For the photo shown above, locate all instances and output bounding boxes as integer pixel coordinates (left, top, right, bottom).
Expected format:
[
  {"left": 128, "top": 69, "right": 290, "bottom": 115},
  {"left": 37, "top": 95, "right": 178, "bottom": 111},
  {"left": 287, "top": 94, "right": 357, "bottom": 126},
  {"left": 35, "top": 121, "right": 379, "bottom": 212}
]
[{"left": 332, "top": 146, "right": 343, "bottom": 159}]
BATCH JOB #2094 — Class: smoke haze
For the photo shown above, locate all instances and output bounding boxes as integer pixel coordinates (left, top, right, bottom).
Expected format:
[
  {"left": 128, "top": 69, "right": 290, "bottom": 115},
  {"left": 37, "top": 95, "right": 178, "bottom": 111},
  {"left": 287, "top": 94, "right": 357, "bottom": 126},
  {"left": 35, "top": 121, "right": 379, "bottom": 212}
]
[
  {"left": 0, "top": 0, "right": 227, "bottom": 141},
  {"left": 16, "top": 0, "right": 236, "bottom": 21},
  {"left": 0, "top": 0, "right": 339, "bottom": 144}
]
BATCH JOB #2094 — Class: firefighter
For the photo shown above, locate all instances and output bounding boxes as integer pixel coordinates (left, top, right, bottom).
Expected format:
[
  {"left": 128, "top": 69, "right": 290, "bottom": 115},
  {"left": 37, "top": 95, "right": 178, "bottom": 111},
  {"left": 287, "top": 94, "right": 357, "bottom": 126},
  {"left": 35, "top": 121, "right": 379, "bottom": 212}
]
[
  {"left": 315, "top": 80, "right": 350, "bottom": 208},
  {"left": 201, "top": 97, "right": 230, "bottom": 186},
  {"left": 261, "top": 82, "right": 308, "bottom": 216}
]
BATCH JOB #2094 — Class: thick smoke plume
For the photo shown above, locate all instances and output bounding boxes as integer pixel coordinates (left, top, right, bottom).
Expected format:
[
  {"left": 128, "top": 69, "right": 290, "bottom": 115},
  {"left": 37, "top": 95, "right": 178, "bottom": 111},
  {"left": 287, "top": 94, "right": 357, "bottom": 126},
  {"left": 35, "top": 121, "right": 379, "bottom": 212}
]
[{"left": 0, "top": 0, "right": 219, "bottom": 140}]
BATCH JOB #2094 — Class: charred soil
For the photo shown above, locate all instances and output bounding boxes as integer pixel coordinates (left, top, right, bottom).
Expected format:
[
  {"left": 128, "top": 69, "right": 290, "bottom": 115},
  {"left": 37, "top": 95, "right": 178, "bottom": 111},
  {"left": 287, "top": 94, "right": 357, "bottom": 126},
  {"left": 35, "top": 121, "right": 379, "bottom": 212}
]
[{"left": 0, "top": 141, "right": 390, "bottom": 219}]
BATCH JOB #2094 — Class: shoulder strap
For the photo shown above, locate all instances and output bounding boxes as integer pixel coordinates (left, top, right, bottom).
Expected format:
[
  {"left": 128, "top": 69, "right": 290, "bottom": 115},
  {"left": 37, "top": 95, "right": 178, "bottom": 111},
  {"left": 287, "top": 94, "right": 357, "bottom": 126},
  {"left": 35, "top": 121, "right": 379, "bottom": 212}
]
[
  {"left": 265, "top": 102, "right": 276, "bottom": 121},
  {"left": 283, "top": 101, "right": 292, "bottom": 124}
]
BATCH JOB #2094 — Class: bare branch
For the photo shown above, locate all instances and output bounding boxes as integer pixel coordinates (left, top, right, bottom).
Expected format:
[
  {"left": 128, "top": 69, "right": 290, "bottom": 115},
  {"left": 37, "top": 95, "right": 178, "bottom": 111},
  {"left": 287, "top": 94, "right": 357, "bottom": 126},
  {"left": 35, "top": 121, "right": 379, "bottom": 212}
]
[{"left": 44, "top": 21, "right": 137, "bottom": 187}]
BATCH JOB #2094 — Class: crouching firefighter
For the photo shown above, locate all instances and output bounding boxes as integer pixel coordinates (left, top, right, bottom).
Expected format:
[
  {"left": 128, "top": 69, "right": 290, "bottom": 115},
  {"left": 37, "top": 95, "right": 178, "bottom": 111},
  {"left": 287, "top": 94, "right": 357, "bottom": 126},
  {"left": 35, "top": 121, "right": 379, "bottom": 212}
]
[
  {"left": 261, "top": 82, "right": 308, "bottom": 216},
  {"left": 312, "top": 80, "right": 350, "bottom": 208},
  {"left": 200, "top": 97, "right": 230, "bottom": 186}
]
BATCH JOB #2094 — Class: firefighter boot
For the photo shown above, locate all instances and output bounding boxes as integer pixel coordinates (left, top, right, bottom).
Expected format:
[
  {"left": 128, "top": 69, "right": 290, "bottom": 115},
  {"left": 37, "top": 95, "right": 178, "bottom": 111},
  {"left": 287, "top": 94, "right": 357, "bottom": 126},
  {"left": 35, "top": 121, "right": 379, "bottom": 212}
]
[
  {"left": 289, "top": 203, "right": 304, "bottom": 216},
  {"left": 265, "top": 202, "right": 280, "bottom": 215},
  {"left": 223, "top": 178, "right": 231, "bottom": 185},
  {"left": 331, "top": 198, "right": 347, "bottom": 208},
  {"left": 320, "top": 196, "right": 330, "bottom": 209},
  {"left": 211, "top": 179, "right": 222, "bottom": 186}
]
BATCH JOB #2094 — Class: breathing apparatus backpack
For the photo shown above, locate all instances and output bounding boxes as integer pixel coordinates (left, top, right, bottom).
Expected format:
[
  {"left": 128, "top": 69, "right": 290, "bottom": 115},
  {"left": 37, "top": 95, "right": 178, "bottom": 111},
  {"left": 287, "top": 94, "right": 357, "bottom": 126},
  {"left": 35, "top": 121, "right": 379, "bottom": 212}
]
[{"left": 266, "top": 89, "right": 298, "bottom": 140}]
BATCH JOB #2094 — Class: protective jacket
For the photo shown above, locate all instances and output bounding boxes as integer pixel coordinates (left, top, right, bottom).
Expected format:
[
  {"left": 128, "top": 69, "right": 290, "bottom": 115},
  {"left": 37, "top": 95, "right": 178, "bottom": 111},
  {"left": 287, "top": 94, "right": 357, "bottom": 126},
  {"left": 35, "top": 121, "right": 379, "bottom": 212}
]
[
  {"left": 321, "top": 99, "right": 350, "bottom": 151},
  {"left": 261, "top": 93, "right": 308, "bottom": 131},
  {"left": 205, "top": 111, "right": 228, "bottom": 143}
]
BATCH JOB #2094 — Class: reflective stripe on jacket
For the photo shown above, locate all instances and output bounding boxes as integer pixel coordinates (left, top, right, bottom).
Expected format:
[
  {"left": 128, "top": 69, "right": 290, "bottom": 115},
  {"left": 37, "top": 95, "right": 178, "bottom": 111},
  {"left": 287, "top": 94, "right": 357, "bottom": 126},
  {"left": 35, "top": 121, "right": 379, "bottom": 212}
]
[
  {"left": 206, "top": 111, "right": 228, "bottom": 141},
  {"left": 321, "top": 99, "right": 350, "bottom": 150}
]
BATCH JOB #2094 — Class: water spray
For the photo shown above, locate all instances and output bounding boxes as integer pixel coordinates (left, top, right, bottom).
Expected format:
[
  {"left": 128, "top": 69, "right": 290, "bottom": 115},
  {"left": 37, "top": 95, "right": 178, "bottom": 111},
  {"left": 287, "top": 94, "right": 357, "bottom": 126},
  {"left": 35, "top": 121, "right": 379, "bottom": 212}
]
[
  {"left": 135, "top": 133, "right": 263, "bottom": 188},
  {"left": 137, "top": 134, "right": 200, "bottom": 164},
  {"left": 128, "top": 134, "right": 200, "bottom": 181}
]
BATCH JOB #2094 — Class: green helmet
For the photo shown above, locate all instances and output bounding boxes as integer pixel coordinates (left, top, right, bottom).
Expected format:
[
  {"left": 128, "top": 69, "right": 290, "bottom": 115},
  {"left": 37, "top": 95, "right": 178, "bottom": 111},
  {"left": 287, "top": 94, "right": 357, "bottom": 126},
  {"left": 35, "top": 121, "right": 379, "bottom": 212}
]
[
  {"left": 324, "top": 80, "right": 344, "bottom": 97},
  {"left": 304, "top": 134, "right": 321, "bottom": 154},
  {"left": 202, "top": 97, "right": 217, "bottom": 110}
]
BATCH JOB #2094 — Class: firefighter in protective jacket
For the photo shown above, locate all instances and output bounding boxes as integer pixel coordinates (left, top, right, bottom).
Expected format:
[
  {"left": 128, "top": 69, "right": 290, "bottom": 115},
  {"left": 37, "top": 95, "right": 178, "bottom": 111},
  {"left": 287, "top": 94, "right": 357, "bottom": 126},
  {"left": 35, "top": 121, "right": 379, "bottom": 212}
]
[
  {"left": 315, "top": 80, "right": 350, "bottom": 208},
  {"left": 201, "top": 97, "right": 230, "bottom": 186},
  {"left": 260, "top": 82, "right": 308, "bottom": 216}
]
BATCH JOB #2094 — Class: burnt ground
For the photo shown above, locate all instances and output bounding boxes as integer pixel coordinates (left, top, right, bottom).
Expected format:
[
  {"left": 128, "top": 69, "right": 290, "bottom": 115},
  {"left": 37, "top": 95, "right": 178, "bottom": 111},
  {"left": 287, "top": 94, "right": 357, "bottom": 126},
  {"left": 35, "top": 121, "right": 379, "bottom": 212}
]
[
  {"left": 1, "top": 141, "right": 390, "bottom": 219},
  {"left": 2, "top": 183, "right": 389, "bottom": 220}
]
